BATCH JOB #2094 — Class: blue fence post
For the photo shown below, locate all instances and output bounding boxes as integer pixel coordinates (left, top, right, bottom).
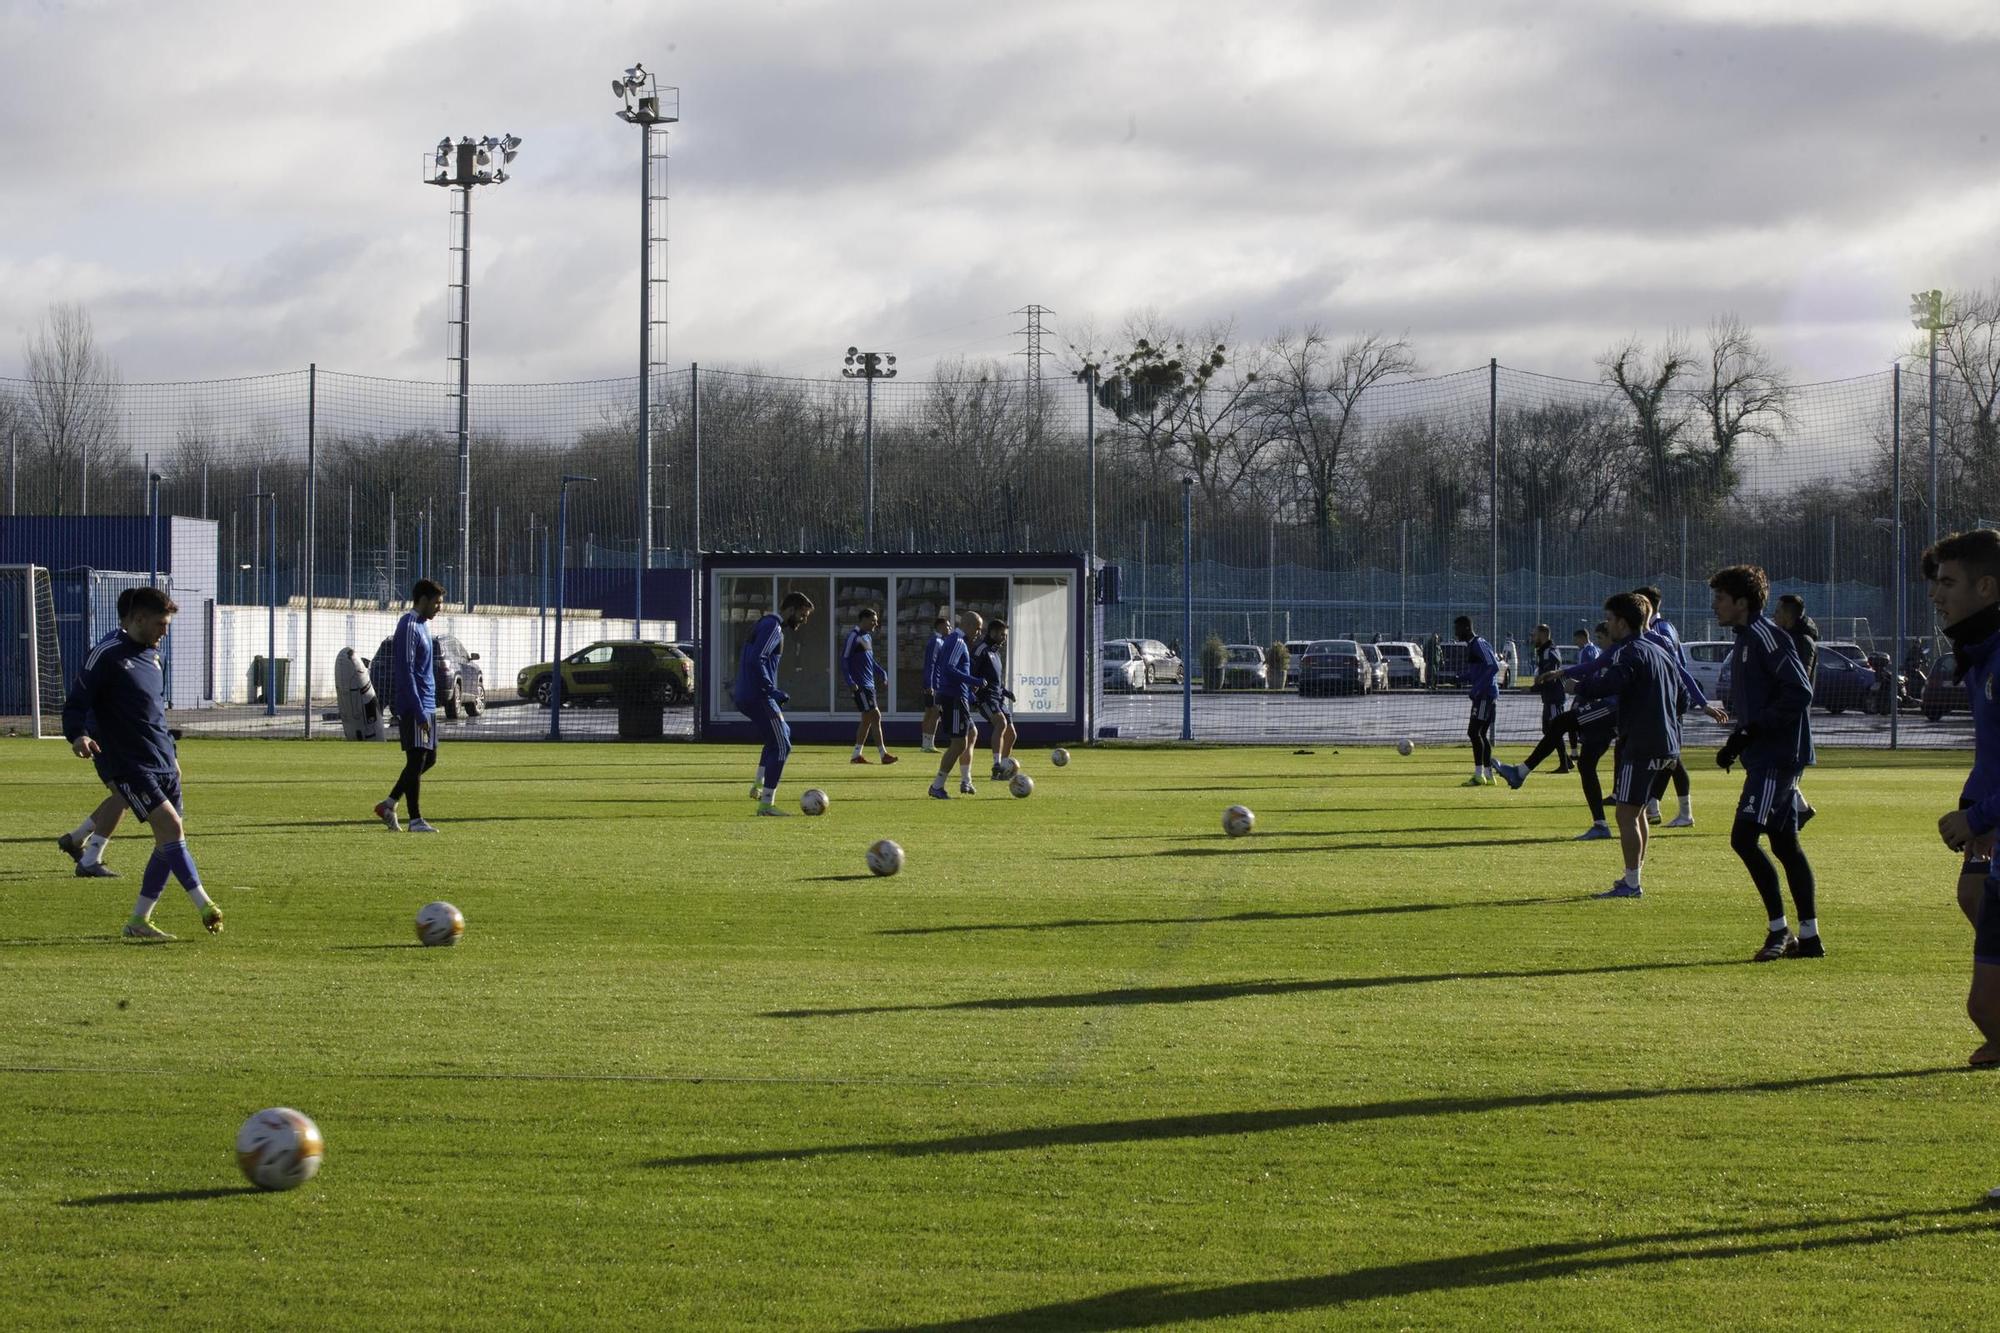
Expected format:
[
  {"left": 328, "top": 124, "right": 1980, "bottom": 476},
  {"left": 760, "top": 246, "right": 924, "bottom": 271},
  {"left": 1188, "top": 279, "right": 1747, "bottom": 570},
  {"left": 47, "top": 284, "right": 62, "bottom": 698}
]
[{"left": 1181, "top": 476, "right": 1193, "bottom": 743}]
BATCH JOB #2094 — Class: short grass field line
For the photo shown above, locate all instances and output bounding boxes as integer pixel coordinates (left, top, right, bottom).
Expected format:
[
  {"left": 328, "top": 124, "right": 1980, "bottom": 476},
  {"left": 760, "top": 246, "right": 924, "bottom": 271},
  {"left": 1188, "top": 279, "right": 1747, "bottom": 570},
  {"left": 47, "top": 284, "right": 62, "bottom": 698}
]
[{"left": 3, "top": 738, "right": 1997, "bottom": 1329}]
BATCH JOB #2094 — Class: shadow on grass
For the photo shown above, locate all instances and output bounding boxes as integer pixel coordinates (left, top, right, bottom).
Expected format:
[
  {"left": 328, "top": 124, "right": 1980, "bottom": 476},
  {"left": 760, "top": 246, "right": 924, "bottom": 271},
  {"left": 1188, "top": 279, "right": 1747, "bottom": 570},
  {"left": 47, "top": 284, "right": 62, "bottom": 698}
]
[
  {"left": 0, "top": 936, "right": 123, "bottom": 948},
  {"left": 1063, "top": 834, "right": 1556, "bottom": 861},
  {"left": 62, "top": 1185, "right": 265, "bottom": 1207},
  {"left": 1092, "top": 825, "right": 1522, "bottom": 842},
  {"left": 801, "top": 874, "right": 882, "bottom": 883},
  {"left": 867, "top": 1204, "right": 1998, "bottom": 1331},
  {"left": 324, "top": 942, "right": 426, "bottom": 951},
  {"left": 763, "top": 958, "right": 1716, "bottom": 1019},
  {"left": 651, "top": 1066, "right": 1972, "bottom": 1170},
  {"left": 878, "top": 896, "right": 1571, "bottom": 937}
]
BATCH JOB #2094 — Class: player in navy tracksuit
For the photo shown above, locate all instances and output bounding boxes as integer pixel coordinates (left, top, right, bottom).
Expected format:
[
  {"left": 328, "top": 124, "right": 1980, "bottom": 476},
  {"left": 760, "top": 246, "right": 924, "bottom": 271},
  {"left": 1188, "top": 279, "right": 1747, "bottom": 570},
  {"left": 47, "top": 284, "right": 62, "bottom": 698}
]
[
  {"left": 1636, "top": 586, "right": 1728, "bottom": 826},
  {"left": 972, "top": 618, "right": 1018, "bottom": 780},
  {"left": 919, "top": 614, "right": 949, "bottom": 753},
  {"left": 1530, "top": 625, "right": 1574, "bottom": 773},
  {"left": 843, "top": 607, "right": 896, "bottom": 766},
  {"left": 1924, "top": 530, "right": 2000, "bottom": 1065},
  {"left": 1708, "top": 565, "right": 1820, "bottom": 962},
  {"left": 60, "top": 585, "right": 224, "bottom": 941},
  {"left": 1500, "top": 623, "right": 1619, "bottom": 840},
  {"left": 1454, "top": 615, "right": 1500, "bottom": 786},
  {"left": 735, "top": 590, "right": 815, "bottom": 815},
  {"left": 927, "top": 610, "right": 986, "bottom": 798},
  {"left": 55, "top": 587, "right": 142, "bottom": 878},
  {"left": 375, "top": 578, "right": 445, "bottom": 833},
  {"left": 1574, "top": 592, "right": 1686, "bottom": 899}
]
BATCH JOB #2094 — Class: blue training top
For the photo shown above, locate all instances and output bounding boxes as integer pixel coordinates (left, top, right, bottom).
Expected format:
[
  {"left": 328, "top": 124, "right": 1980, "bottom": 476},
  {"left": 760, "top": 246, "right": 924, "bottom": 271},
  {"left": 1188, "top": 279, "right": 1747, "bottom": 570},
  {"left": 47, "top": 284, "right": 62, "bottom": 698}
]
[
  {"left": 842, "top": 628, "right": 887, "bottom": 691},
  {"left": 391, "top": 611, "right": 436, "bottom": 717},
  {"left": 1576, "top": 633, "right": 1686, "bottom": 761},
  {"left": 927, "top": 629, "right": 982, "bottom": 705},
  {"left": 1458, "top": 636, "right": 1500, "bottom": 701},
  {"left": 62, "top": 628, "right": 177, "bottom": 777},
  {"left": 1727, "top": 612, "right": 1814, "bottom": 770},
  {"left": 1957, "top": 621, "right": 2000, "bottom": 839},
  {"left": 733, "top": 613, "right": 785, "bottom": 707}
]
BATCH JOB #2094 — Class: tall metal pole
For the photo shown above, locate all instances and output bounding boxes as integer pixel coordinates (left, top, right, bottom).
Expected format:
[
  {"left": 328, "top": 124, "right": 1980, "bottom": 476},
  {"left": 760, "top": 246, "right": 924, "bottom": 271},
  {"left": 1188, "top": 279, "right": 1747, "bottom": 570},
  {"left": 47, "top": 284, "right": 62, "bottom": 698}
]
[
  {"left": 1487, "top": 357, "right": 1498, "bottom": 642},
  {"left": 1399, "top": 518, "right": 1408, "bottom": 641},
  {"left": 690, "top": 362, "right": 702, "bottom": 688},
  {"left": 346, "top": 484, "right": 354, "bottom": 600},
  {"left": 1826, "top": 514, "right": 1836, "bottom": 632},
  {"left": 1533, "top": 516, "right": 1542, "bottom": 634},
  {"left": 304, "top": 364, "right": 317, "bottom": 735},
  {"left": 1892, "top": 364, "right": 1903, "bottom": 750},
  {"left": 1928, "top": 327, "right": 1939, "bottom": 556},
  {"left": 1085, "top": 367, "right": 1098, "bottom": 737},
  {"left": 636, "top": 122, "right": 652, "bottom": 635},
  {"left": 146, "top": 472, "right": 160, "bottom": 588},
  {"left": 1181, "top": 477, "right": 1193, "bottom": 742},
  {"left": 863, "top": 372, "right": 875, "bottom": 549},
  {"left": 456, "top": 188, "right": 472, "bottom": 614},
  {"left": 554, "top": 486, "right": 570, "bottom": 739}
]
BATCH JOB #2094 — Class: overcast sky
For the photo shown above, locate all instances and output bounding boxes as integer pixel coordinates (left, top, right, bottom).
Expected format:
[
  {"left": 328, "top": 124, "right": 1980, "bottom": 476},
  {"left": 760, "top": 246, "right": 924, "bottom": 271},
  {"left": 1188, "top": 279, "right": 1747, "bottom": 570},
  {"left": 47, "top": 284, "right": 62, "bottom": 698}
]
[{"left": 3, "top": 0, "right": 1997, "bottom": 389}]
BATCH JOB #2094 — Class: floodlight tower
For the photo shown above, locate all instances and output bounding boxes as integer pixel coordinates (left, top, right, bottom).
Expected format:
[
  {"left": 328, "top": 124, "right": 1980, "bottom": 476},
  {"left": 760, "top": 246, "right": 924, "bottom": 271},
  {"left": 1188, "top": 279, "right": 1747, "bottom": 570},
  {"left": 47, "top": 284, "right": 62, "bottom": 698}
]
[
  {"left": 842, "top": 348, "right": 896, "bottom": 549},
  {"left": 1909, "top": 288, "right": 1950, "bottom": 555},
  {"left": 424, "top": 132, "right": 522, "bottom": 604},
  {"left": 613, "top": 63, "right": 679, "bottom": 632}
]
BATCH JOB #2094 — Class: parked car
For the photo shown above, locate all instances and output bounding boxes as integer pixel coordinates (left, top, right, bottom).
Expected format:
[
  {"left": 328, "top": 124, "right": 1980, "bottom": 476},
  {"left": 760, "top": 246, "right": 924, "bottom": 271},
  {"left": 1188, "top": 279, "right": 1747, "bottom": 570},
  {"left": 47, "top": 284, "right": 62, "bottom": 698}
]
[
  {"left": 1220, "top": 643, "right": 1268, "bottom": 689},
  {"left": 517, "top": 639, "right": 692, "bottom": 709},
  {"left": 1717, "top": 639, "right": 1876, "bottom": 715},
  {"left": 368, "top": 631, "right": 486, "bottom": 720},
  {"left": 1101, "top": 639, "right": 1147, "bottom": 692},
  {"left": 1283, "top": 639, "right": 1312, "bottom": 687},
  {"left": 1298, "top": 639, "right": 1370, "bottom": 697},
  {"left": 1375, "top": 641, "right": 1426, "bottom": 688},
  {"left": 1134, "top": 638, "right": 1183, "bottom": 685},
  {"left": 1356, "top": 642, "right": 1390, "bottom": 692},
  {"left": 1923, "top": 663, "right": 1970, "bottom": 722},
  {"left": 1682, "top": 640, "right": 1732, "bottom": 698}
]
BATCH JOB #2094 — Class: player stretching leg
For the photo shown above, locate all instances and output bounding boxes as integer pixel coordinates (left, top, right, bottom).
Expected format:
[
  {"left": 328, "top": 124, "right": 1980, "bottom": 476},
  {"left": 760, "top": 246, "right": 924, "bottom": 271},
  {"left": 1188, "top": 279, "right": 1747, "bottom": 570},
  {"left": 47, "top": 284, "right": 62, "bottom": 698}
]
[
  {"left": 920, "top": 615, "right": 948, "bottom": 753},
  {"left": 928, "top": 611, "right": 984, "bottom": 798},
  {"left": 1923, "top": 531, "right": 2000, "bottom": 1064},
  {"left": 373, "top": 579, "right": 445, "bottom": 833},
  {"left": 1454, "top": 615, "right": 1500, "bottom": 786},
  {"left": 735, "top": 591, "right": 813, "bottom": 816},
  {"left": 973, "top": 617, "right": 1018, "bottom": 780},
  {"left": 1499, "top": 623, "right": 1618, "bottom": 840},
  {"left": 62, "top": 587, "right": 222, "bottom": 941},
  {"left": 1575, "top": 592, "right": 1686, "bottom": 899},
  {"left": 1709, "top": 565, "right": 1820, "bottom": 961},
  {"left": 843, "top": 607, "right": 897, "bottom": 765}
]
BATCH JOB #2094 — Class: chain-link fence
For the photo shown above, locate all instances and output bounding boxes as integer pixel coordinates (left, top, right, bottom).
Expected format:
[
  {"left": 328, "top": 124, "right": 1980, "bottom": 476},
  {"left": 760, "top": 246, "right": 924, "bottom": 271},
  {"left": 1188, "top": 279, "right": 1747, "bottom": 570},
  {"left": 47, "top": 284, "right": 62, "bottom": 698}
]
[{"left": 0, "top": 356, "right": 1988, "bottom": 745}]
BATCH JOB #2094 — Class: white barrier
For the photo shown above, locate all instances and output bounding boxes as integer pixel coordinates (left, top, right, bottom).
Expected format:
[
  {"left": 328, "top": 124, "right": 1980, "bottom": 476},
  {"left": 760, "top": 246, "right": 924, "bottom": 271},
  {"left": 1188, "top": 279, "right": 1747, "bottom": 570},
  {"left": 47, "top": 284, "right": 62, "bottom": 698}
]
[{"left": 204, "top": 604, "right": 677, "bottom": 705}]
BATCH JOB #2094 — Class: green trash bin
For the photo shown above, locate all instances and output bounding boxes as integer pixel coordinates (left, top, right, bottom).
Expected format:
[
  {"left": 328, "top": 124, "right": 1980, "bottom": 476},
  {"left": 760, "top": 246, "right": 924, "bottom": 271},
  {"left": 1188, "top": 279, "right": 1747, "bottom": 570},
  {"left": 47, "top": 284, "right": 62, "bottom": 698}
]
[{"left": 251, "top": 656, "right": 291, "bottom": 705}]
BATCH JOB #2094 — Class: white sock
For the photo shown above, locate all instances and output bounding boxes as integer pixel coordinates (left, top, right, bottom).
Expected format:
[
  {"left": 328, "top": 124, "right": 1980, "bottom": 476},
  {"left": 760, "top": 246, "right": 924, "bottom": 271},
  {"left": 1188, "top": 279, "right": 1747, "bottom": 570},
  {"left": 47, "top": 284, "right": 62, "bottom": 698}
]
[
  {"left": 877, "top": 741, "right": 890, "bottom": 756},
  {"left": 753, "top": 767, "right": 765, "bottom": 790},
  {"left": 851, "top": 744, "right": 863, "bottom": 757},
  {"left": 68, "top": 817, "right": 95, "bottom": 843},
  {"left": 1678, "top": 798, "right": 1692, "bottom": 816},
  {"left": 81, "top": 833, "right": 110, "bottom": 867},
  {"left": 1624, "top": 867, "right": 1642, "bottom": 888},
  {"left": 1646, "top": 800, "right": 1661, "bottom": 817},
  {"left": 1769, "top": 915, "right": 1789, "bottom": 933},
  {"left": 1799, "top": 918, "right": 1818, "bottom": 939},
  {"left": 760, "top": 789, "right": 776, "bottom": 806},
  {"left": 960, "top": 759, "right": 972, "bottom": 781},
  {"left": 1592, "top": 819, "right": 1608, "bottom": 829},
  {"left": 186, "top": 885, "right": 213, "bottom": 912}
]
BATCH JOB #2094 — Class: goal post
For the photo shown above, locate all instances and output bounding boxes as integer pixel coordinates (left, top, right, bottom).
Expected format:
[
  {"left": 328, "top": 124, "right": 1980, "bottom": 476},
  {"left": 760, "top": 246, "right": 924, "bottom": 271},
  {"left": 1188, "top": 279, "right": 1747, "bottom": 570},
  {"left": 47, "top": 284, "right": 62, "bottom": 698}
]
[{"left": 0, "top": 565, "right": 64, "bottom": 740}]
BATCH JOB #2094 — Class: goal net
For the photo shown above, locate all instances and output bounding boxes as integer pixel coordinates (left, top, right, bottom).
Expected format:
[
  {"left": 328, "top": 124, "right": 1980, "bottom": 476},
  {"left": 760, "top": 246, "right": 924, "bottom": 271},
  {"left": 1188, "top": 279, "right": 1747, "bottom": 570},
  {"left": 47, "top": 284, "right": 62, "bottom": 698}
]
[{"left": 0, "top": 565, "right": 64, "bottom": 739}]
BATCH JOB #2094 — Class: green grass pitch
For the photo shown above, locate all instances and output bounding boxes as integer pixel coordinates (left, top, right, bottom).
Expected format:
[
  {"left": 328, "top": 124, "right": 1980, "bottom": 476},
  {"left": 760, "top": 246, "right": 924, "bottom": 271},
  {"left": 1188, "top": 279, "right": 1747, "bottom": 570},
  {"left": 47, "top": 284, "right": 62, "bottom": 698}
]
[{"left": 1, "top": 738, "right": 1995, "bottom": 1329}]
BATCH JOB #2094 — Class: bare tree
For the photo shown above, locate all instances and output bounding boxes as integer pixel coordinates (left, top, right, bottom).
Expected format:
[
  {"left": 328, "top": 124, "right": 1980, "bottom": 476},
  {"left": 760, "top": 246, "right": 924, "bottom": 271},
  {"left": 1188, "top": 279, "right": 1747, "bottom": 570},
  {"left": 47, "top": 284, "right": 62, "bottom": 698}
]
[
  {"left": 1932, "top": 281, "right": 2000, "bottom": 467},
  {"left": 1598, "top": 333, "right": 1696, "bottom": 513},
  {"left": 1692, "top": 314, "right": 1793, "bottom": 493},
  {"left": 1495, "top": 396, "right": 1638, "bottom": 536},
  {"left": 21, "top": 302, "right": 120, "bottom": 515},
  {"left": 0, "top": 387, "right": 24, "bottom": 515},
  {"left": 1260, "top": 328, "right": 1419, "bottom": 558}
]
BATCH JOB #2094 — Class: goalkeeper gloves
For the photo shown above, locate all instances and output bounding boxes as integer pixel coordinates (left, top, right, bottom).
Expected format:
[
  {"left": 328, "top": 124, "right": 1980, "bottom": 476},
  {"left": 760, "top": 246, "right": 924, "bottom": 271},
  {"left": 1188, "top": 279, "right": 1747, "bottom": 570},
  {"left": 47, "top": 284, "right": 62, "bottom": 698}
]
[{"left": 1715, "top": 728, "right": 1753, "bottom": 771}]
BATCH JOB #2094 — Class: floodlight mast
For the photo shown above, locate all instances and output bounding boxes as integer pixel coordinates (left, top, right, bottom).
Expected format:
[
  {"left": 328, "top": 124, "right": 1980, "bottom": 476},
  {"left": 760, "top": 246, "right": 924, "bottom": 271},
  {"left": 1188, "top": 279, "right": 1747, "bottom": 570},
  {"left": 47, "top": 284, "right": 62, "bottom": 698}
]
[
  {"left": 422, "top": 132, "right": 522, "bottom": 610},
  {"left": 841, "top": 349, "right": 897, "bottom": 549},
  {"left": 612, "top": 63, "right": 679, "bottom": 634}
]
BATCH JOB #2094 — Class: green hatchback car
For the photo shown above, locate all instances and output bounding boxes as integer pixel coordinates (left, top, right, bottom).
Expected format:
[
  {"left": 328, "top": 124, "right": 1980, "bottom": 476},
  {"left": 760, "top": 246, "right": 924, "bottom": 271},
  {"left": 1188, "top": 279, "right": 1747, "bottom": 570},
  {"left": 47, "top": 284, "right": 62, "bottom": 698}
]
[{"left": 517, "top": 640, "right": 693, "bottom": 709}]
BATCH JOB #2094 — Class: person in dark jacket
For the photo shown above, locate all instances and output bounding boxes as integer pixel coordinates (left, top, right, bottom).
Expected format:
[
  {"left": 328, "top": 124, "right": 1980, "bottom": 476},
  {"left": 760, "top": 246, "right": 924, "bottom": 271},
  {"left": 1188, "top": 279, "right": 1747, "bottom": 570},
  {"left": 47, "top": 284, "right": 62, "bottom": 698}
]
[
  {"left": 1530, "top": 624, "right": 1573, "bottom": 773},
  {"left": 1454, "top": 616, "right": 1501, "bottom": 786},
  {"left": 1773, "top": 593, "right": 1820, "bottom": 824},
  {"left": 1574, "top": 593, "right": 1686, "bottom": 899},
  {"left": 1924, "top": 529, "right": 2000, "bottom": 1066},
  {"left": 1710, "top": 565, "right": 1820, "bottom": 962}
]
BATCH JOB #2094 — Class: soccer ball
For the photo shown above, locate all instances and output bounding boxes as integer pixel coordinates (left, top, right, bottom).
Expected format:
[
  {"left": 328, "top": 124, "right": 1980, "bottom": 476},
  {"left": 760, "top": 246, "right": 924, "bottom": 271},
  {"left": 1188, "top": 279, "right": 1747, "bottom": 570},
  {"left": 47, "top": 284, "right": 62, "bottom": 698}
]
[
  {"left": 1397, "top": 738, "right": 1414, "bottom": 756},
  {"left": 235, "top": 1107, "right": 324, "bottom": 1192},
  {"left": 996, "top": 756, "right": 1020, "bottom": 779},
  {"left": 1050, "top": 748, "right": 1070, "bottom": 768},
  {"left": 415, "top": 901, "right": 464, "bottom": 947},
  {"left": 867, "top": 838, "right": 904, "bottom": 877},
  {"left": 1009, "top": 771, "right": 1034, "bottom": 798},
  {"left": 800, "top": 788, "right": 830, "bottom": 816},
  {"left": 1222, "top": 804, "right": 1255, "bottom": 837}
]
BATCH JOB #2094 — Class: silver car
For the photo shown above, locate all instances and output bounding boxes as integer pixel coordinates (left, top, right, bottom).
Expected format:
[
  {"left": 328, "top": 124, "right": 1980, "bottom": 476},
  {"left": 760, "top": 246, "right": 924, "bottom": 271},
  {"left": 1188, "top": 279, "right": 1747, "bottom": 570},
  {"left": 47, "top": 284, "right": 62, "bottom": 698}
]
[
  {"left": 1375, "top": 641, "right": 1425, "bottom": 688},
  {"left": 1101, "top": 639, "right": 1147, "bottom": 692}
]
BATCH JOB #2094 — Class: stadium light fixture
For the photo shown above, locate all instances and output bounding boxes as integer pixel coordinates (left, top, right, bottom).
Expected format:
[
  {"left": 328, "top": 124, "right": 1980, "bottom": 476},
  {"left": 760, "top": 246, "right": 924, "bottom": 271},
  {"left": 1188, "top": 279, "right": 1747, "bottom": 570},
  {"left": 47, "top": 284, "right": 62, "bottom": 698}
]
[
  {"left": 842, "top": 349, "right": 897, "bottom": 549},
  {"left": 609, "top": 61, "right": 679, "bottom": 634},
  {"left": 1909, "top": 289, "right": 1949, "bottom": 558},
  {"left": 421, "top": 131, "right": 522, "bottom": 623}
]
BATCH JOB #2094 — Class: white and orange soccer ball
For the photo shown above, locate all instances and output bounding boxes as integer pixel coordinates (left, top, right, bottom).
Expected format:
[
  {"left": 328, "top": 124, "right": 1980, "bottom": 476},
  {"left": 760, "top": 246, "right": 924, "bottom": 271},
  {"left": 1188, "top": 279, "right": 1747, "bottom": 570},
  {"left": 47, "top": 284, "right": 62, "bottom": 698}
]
[
  {"left": 236, "top": 1107, "right": 324, "bottom": 1192},
  {"left": 1222, "top": 804, "right": 1255, "bottom": 837},
  {"left": 800, "top": 788, "right": 830, "bottom": 816},
  {"left": 415, "top": 901, "right": 464, "bottom": 947},
  {"left": 867, "top": 839, "right": 904, "bottom": 877}
]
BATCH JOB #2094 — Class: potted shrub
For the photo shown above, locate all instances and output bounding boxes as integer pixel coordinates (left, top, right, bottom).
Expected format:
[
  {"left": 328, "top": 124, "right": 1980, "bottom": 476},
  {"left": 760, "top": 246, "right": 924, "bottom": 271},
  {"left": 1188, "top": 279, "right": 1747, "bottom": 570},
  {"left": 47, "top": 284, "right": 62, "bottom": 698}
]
[
  {"left": 1264, "top": 641, "right": 1289, "bottom": 691},
  {"left": 1201, "top": 633, "right": 1227, "bottom": 691}
]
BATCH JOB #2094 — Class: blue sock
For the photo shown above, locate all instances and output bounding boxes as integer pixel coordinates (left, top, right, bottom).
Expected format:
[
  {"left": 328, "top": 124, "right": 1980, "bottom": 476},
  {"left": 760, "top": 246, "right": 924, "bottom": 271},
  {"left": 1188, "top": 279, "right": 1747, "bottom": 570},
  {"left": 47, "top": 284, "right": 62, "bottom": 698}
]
[
  {"left": 161, "top": 839, "right": 212, "bottom": 910},
  {"left": 137, "top": 850, "right": 170, "bottom": 915}
]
